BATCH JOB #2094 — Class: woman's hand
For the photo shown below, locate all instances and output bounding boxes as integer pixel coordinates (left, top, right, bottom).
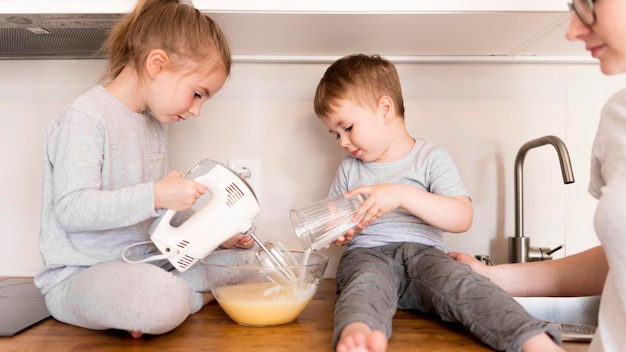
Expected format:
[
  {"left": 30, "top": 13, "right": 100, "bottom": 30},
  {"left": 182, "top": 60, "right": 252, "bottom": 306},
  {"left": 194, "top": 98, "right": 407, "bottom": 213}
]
[{"left": 448, "top": 252, "right": 493, "bottom": 278}]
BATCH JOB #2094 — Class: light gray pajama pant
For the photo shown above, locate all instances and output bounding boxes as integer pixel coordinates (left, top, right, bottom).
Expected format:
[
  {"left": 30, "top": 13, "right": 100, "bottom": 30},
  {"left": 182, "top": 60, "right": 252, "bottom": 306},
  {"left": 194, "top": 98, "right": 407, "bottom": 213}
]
[
  {"left": 333, "top": 242, "right": 561, "bottom": 352},
  {"left": 43, "top": 259, "right": 211, "bottom": 335}
]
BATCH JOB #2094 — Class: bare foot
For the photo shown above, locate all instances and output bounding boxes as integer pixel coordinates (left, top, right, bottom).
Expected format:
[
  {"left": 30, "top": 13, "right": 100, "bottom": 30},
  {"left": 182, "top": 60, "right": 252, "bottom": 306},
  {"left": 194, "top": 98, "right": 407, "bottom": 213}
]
[
  {"left": 337, "top": 322, "right": 387, "bottom": 352},
  {"left": 202, "top": 292, "right": 215, "bottom": 305},
  {"left": 522, "top": 333, "right": 564, "bottom": 352},
  {"left": 129, "top": 330, "right": 142, "bottom": 339}
]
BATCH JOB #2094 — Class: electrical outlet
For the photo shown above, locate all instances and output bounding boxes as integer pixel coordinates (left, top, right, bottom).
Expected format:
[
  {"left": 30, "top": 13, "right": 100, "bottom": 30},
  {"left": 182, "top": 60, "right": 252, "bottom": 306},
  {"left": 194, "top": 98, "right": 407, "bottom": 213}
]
[{"left": 228, "top": 159, "right": 261, "bottom": 193}]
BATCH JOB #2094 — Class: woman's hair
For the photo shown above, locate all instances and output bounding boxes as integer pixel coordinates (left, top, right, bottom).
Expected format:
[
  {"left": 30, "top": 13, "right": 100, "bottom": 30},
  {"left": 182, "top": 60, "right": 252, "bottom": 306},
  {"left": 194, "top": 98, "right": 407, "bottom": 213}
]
[
  {"left": 99, "top": 0, "right": 231, "bottom": 83},
  {"left": 314, "top": 54, "right": 405, "bottom": 119}
]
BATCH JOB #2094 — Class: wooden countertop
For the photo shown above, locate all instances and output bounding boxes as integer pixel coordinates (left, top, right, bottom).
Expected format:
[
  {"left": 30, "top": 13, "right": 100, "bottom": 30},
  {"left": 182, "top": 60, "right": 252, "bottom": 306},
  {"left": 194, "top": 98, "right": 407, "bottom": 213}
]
[{"left": 0, "top": 278, "right": 590, "bottom": 351}]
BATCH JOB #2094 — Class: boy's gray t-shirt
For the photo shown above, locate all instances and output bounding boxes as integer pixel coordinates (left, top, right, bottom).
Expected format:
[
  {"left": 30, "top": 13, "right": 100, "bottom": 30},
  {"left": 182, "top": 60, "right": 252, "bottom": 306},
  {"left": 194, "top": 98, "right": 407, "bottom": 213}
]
[
  {"left": 327, "top": 139, "right": 469, "bottom": 252},
  {"left": 35, "top": 85, "right": 167, "bottom": 294}
]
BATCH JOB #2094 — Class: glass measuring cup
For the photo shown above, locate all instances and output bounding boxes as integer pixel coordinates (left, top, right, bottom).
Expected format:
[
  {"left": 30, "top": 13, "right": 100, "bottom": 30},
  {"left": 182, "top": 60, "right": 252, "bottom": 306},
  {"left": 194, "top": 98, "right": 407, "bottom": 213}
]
[{"left": 290, "top": 194, "right": 365, "bottom": 251}]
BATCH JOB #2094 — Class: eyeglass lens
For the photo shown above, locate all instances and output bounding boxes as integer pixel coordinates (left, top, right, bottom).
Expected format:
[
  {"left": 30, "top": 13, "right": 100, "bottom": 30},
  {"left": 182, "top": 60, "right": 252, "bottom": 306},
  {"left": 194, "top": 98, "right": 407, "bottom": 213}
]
[{"left": 571, "top": 0, "right": 595, "bottom": 26}]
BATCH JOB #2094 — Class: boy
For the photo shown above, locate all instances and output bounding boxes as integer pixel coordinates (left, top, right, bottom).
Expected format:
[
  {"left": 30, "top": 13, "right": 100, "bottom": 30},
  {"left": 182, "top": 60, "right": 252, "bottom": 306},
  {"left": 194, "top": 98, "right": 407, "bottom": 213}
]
[{"left": 313, "top": 54, "right": 562, "bottom": 352}]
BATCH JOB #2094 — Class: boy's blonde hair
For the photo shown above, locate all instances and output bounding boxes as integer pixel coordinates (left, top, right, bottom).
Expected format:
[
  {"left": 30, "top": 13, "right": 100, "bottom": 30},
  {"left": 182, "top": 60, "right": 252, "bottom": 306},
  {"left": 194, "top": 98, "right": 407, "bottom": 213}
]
[
  {"left": 314, "top": 54, "right": 405, "bottom": 119},
  {"left": 99, "top": 0, "right": 231, "bottom": 83}
]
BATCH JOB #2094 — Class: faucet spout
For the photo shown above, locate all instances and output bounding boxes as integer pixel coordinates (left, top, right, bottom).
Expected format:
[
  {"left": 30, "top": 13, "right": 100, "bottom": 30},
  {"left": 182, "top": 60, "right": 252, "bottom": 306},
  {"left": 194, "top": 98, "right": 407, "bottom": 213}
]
[
  {"left": 509, "top": 135, "right": 574, "bottom": 263},
  {"left": 514, "top": 135, "right": 575, "bottom": 238}
]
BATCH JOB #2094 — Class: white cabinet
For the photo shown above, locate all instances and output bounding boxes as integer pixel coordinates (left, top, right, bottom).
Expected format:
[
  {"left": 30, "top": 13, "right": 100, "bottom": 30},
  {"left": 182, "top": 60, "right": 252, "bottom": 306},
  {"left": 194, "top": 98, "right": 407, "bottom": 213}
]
[
  {"left": 191, "top": 1, "right": 585, "bottom": 62},
  {"left": 193, "top": 0, "right": 569, "bottom": 12},
  {"left": 0, "top": 0, "right": 573, "bottom": 13},
  {"left": 0, "top": 0, "right": 589, "bottom": 62},
  {"left": 207, "top": 12, "right": 585, "bottom": 63}
]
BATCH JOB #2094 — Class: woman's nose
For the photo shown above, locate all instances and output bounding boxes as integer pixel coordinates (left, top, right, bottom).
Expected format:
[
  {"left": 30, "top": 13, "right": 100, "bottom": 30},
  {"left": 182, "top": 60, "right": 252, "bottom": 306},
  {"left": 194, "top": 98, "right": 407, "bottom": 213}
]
[{"left": 565, "top": 13, "right": 591, "bottom": 42}]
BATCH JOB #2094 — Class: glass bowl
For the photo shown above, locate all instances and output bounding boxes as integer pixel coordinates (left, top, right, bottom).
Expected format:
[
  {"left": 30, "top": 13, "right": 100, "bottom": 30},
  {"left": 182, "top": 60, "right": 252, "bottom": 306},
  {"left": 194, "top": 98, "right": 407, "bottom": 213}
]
[{"left": 201, "top": 248, "right": 329, "bottom": 327}]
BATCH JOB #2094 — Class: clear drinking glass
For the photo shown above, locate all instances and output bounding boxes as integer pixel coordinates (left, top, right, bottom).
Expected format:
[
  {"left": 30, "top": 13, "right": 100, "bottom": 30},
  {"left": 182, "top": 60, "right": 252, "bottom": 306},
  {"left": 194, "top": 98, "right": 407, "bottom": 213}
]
[{"left": 290, "top": 194, "right": 365, "bottom": 251}]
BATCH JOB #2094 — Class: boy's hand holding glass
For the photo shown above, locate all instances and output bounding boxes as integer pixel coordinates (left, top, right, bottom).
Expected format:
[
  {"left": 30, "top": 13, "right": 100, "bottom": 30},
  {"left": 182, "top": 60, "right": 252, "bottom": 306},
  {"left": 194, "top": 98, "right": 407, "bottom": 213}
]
[{"left": 346, "top": 184, "right": 404, "bottom": 227}]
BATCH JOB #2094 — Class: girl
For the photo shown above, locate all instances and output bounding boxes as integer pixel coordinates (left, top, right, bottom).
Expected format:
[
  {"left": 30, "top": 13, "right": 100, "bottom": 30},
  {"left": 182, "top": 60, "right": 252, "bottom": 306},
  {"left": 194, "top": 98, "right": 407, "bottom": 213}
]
[{"left": 34, "top": 0, "right": 252, "bottom": 338}]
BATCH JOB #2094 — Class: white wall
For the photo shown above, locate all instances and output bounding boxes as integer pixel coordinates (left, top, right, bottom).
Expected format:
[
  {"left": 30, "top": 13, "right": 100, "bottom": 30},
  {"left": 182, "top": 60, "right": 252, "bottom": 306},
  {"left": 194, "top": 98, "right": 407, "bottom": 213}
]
[
  {"left": 0, "top": 59, "right": 622, "bottom": 277},
  {"left": 0, "top": 60, "right": 105, "bottom": 276}
]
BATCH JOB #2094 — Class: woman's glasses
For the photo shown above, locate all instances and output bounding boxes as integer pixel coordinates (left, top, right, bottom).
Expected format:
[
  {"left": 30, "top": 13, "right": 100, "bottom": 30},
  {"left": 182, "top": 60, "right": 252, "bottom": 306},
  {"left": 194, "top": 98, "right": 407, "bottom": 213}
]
[{"left": 568, "top": 0, "right": 596, "bottom": 26}]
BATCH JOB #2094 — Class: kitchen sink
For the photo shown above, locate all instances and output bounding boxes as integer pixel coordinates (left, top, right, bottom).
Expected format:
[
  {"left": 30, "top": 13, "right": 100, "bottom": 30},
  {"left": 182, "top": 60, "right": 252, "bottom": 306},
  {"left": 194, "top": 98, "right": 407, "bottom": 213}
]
[{"left": 515, "top": 295, "right": 600, "bottom": 341}]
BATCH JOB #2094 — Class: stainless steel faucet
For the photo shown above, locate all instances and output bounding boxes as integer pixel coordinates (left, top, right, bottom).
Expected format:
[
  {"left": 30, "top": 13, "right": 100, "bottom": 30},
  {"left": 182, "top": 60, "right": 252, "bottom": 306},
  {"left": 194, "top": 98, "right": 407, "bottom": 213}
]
[{"left": 508, "top": 135, "right": 574, "bottom": 263}]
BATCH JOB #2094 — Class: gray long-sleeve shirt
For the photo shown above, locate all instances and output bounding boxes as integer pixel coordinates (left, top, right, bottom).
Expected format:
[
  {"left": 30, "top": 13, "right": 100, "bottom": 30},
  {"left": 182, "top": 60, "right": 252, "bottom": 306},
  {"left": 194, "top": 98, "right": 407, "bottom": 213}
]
[{"left": 35, "top": 85, "right": 167, "bottom": 294}]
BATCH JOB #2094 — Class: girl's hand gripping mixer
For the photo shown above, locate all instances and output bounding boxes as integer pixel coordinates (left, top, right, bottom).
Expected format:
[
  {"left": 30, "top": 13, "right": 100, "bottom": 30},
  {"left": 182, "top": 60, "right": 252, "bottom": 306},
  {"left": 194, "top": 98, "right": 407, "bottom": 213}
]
[
  {"left": 123, "top": 158, "right": 298, "bottom": 282},
  {"left": 148, "top": 159, "right": 261, "bottom": 272}
]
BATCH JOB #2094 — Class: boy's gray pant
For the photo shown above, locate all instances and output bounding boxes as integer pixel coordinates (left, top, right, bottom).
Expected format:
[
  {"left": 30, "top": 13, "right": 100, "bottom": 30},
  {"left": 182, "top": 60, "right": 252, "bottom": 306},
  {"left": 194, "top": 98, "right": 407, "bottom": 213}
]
[{"left": 333, "top": 242, "right": 560, "bottom": 352}]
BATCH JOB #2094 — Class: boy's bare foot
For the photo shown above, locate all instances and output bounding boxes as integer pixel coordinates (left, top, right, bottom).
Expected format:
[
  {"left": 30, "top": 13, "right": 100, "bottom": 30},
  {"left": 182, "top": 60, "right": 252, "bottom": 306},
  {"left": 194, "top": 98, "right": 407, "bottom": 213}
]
[
  {"left": 522, "top": 333, "right": 565, "bottom": 352},
  {"left": 129, "top": 330, "right": 142, "bottom": 338},
  {"left": 337, "top": 322, "right": 387, "bottom": 352}
]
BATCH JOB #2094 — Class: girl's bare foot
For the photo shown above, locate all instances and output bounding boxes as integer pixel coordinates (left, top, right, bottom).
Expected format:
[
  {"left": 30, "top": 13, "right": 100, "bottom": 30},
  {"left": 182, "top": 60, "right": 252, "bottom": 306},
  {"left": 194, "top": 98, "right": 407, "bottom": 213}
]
[
  {"left": 202, "top": 292, "right": 215, "bottom": 305},
  {"left": 337, "top": 322, "right": 387, "bottom": 352},
  {"left": 129, "top": 330, "right": 142, "bottom": 338}
]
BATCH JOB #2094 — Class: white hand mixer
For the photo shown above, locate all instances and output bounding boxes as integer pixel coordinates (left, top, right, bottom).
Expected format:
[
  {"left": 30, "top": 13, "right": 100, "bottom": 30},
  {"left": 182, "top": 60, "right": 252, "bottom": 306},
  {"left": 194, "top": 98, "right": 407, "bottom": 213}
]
[{"left": 123, "top": 159, "right": 297, "bottom": 283}]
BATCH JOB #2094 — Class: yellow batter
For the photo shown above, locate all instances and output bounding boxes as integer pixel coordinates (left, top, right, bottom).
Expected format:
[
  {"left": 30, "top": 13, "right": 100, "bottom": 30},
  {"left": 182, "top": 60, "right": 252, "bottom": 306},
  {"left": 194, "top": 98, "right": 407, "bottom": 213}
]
[{"left": 215, "top": 281, "right": 316, "bottom": 326}]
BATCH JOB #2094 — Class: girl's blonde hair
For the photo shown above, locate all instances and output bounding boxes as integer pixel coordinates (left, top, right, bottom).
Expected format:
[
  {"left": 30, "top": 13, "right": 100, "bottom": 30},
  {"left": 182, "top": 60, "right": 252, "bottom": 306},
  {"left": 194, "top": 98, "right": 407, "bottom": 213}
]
[
  {"left": 99, "top": 0, "right": 231, "bottom": 83},
  {"left": 314, "top": 54, "right": 405, "bottom": 119}
]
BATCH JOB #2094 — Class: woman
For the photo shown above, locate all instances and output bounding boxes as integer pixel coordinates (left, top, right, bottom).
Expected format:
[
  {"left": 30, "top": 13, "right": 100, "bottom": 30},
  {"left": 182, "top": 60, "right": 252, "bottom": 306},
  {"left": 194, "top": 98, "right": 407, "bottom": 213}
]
[{"left": 451, "top": 0, "right": 626, "bottom": 350}]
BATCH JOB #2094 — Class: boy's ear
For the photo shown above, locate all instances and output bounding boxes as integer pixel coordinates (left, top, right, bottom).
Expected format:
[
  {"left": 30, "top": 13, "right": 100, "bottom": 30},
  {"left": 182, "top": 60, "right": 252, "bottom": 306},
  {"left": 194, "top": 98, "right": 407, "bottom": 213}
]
[
  {"left": 377, "top": 96, "right": 395, "bottom": 123},
  {"left": 146, "top": 49, "right": 170, "bottom": 79}
]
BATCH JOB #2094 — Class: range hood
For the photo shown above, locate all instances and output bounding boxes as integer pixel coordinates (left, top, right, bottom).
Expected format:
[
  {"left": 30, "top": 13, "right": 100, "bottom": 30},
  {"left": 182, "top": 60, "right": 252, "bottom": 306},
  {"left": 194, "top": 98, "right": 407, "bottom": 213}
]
[
  {"left": 0, "top": 0, "right": 589, "bottom": 62},
  {"left": 0, "top": 13, "right": 120, "bottom": 59}
]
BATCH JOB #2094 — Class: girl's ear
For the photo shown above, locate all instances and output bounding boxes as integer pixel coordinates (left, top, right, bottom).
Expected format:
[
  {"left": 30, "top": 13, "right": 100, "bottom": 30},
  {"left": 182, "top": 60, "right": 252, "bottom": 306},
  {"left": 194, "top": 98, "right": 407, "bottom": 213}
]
[
  {"left": 146, "top": 49, "right": 170, "bottom": 79},
  {"left": 377, "top": 96, "right": 395, "bottom": 123}
]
